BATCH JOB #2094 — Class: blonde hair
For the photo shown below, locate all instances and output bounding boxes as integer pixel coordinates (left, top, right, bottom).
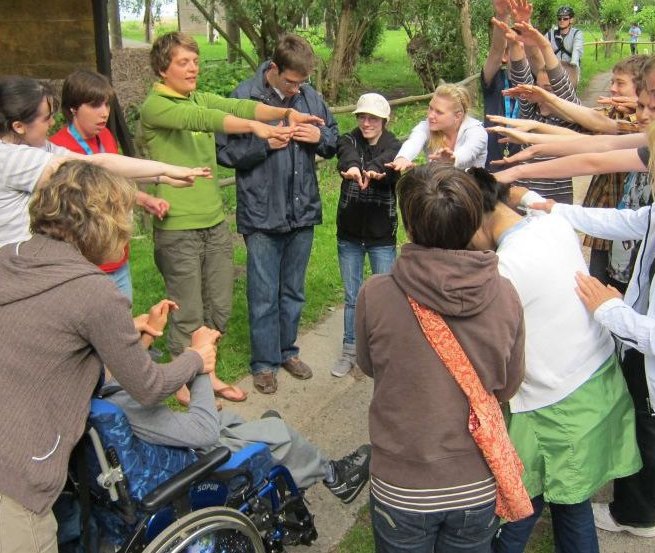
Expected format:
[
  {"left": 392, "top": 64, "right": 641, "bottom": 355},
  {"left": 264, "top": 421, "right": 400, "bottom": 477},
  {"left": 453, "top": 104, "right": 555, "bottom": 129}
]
[
  {"left": 428, "top": 84, "right": 471, "bottom": 154},
  {"left": 30, "top": 161, "right": 136, "bottom": 265}
]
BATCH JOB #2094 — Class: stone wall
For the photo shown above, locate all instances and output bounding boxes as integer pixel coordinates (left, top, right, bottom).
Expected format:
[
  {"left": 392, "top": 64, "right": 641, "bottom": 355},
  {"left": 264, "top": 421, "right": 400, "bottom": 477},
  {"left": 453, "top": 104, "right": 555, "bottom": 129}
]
[{"left": 0, "top": 0, "right": 96, "bottom": 79}]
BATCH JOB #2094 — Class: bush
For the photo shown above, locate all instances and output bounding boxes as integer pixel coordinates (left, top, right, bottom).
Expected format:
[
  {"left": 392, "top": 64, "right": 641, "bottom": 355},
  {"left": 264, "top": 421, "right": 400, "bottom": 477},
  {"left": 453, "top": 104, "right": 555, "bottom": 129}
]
[
  {"left": 359, "top": 18, "right": 385, "bottom": 59},
  {"left": 197, "top": 61, "right": 252, "bottom": 96}
]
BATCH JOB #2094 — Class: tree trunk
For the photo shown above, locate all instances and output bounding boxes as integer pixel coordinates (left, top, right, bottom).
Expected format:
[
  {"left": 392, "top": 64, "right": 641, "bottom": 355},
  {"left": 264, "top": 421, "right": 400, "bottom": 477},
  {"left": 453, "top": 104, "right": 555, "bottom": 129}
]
[
  {"left": 325, "top": 0, "right": 377, "bottom": 103},
  {"left": 455, "top": 0, "right": 477, "bottom": 76},
  {"left": 143, "top": 0, "right": 154, "bottom": 43},
  {"left": 227, "top": 19, "right": 241, "bottom": 63},
  {"left": 207, "top": 1, "right": 216, "bottom": 44},
  {"left": 601, "top": 25, "right": 617, "bottom": 58},
  {"left": 108, "top": 0, "right": 123, "bottom": 50},
  {"left": 324, "top": 1, "right": 338, "bottom": 47}
]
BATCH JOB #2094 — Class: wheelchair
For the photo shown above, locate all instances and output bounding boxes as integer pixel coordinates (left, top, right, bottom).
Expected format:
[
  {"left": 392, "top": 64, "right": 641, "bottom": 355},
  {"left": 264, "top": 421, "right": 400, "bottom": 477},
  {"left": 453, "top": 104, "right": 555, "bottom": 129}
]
[{"left": 68, "top": 398, "right": 318, "bottom": 553}]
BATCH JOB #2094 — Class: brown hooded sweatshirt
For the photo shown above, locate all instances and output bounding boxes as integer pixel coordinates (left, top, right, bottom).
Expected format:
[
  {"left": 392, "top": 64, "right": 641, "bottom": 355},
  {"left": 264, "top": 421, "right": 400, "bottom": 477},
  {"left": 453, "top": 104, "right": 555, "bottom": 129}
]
[
  {"left": 356, "top": 243, "right": 525, "bottom": 491},
  {"left": 0, "top": 235, "right": 203, "bottom": 515}
]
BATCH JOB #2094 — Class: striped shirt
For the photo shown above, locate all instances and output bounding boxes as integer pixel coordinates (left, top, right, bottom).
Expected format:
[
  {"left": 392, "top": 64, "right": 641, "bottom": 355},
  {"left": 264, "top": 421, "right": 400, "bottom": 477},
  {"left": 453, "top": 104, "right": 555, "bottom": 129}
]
[
  {"left": 0, "top": 141, "right": 68, "bottom": 247},
  {"left": 371, "top": 475, "right": 496, "bottom": 513},
  {"left": 510, "top": 58, "right": 582, "bottom": 204}
]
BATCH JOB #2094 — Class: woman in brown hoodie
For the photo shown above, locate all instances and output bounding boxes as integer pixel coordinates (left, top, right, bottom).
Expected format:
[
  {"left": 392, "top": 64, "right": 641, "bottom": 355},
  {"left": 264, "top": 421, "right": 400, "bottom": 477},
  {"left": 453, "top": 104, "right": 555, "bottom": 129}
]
[{"left": 356, "top": 164, "right": 526, "bottom": 552}]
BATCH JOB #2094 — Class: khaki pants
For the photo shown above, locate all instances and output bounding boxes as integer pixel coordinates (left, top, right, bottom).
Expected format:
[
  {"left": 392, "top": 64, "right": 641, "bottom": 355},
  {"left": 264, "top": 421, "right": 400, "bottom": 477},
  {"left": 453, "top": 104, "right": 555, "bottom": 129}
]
[
  {"left": 0, "top": 494, "right": 57, "bottom": 553},
  {"left": 154, "top": 221, "right": 234, "bottom": 356}
]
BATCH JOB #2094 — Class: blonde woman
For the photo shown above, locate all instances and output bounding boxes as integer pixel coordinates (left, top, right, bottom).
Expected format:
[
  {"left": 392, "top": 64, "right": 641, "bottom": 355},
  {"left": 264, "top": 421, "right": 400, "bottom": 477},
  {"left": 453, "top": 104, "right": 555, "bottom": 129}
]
[{"left": 386, "top": 84, "right": 487, "bottom": 171}]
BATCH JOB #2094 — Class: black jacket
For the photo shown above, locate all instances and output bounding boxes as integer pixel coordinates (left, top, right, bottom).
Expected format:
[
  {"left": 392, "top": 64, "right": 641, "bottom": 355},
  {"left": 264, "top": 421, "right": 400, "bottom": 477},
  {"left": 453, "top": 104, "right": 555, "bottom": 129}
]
[
  {"left": 336, "top": 128, "right": 401, "bottom": 246},
  {"left": 216, "top": 62, "right": 338, "bottom": 235}
]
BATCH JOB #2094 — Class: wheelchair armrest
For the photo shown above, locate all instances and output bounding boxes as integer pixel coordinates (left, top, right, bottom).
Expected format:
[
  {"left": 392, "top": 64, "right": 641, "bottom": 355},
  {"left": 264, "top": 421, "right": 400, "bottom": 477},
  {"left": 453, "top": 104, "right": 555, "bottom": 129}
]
[{"left": 141, "top": 446, "right": 231, "bottom": 513}]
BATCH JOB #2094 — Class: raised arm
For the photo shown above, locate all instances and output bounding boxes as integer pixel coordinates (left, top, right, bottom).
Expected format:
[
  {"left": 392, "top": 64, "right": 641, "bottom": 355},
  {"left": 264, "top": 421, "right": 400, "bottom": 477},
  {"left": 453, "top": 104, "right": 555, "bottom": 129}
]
[{"left": 483, "top": 0, "right": 511, "bottom": 86}]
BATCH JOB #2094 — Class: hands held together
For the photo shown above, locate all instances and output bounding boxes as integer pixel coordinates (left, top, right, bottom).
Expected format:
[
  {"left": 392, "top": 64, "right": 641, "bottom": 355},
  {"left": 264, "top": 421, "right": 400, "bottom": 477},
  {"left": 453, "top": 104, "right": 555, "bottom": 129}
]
[{"left": 340, "top": 166, "right": 386, "bottom": 190}]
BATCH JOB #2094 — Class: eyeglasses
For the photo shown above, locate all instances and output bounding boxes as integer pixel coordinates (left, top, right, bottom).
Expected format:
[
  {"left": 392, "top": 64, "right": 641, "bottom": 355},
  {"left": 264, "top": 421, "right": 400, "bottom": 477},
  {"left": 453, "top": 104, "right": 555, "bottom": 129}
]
[
  {"left": 281, "top": 77, "right": 309, "bottom": 90},
  {"left": 558, "top": 16, "right": 570, "bottom": 21},
  {"left": 356, "top": 114, "right": 383, "bottom": 122}
]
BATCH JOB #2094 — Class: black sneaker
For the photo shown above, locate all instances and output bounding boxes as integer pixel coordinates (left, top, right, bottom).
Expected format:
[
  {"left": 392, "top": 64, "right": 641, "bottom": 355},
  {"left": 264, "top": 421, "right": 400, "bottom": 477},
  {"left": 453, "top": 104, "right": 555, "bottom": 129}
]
[{"left": 324, "top": 444, "right": 371, "bottom": 504}]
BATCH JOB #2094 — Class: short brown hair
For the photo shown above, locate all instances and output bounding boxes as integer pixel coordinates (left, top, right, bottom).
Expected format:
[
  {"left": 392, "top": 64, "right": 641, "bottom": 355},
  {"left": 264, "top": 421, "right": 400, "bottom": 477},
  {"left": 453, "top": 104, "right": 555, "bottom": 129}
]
[
  {"left": 272, "top": 34, "right": 315, "bottom": 75},
  {"left": 61, "top": 70, "right": 115, "bottom": 123},
  {"left": 150, "top": 32, "right": 199, "bottom": 76},
  {"left": 613, "top": 55, "right": 650, "bottom": 82},
  {"left": 30, "top": 161, "right": 136, "bottom": 265},
  {"left": 397, "top": 164, "right": 483, "bottom": 249}
]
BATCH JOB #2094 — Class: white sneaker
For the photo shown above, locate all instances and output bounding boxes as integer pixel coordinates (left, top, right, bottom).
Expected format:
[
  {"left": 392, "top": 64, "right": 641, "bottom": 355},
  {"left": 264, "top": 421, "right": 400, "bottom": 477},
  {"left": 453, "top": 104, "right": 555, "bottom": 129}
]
[{"left": 592, "top": 502, "right": 655, "bottom": 538}]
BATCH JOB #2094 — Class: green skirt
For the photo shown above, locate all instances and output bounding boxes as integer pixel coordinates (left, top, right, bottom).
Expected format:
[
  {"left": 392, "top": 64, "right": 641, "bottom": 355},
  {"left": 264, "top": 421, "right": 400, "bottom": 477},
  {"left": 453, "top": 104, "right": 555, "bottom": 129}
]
[{"left": 507, "top": 355, "right": 642, "bottom": 504}]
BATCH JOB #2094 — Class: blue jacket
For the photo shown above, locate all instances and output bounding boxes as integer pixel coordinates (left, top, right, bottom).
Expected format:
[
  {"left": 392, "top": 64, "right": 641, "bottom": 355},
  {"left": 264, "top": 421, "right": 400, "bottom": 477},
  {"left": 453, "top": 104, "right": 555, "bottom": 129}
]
[{"left": 216, "top": 62, "right": 338, "bottom": 235}]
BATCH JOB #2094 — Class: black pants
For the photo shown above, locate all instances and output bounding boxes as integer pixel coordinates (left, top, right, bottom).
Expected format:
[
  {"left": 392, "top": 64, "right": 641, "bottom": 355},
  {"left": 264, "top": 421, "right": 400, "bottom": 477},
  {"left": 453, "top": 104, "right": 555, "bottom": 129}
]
[{"left": 610, "top": 349, "right": 655, "bottom": 526}]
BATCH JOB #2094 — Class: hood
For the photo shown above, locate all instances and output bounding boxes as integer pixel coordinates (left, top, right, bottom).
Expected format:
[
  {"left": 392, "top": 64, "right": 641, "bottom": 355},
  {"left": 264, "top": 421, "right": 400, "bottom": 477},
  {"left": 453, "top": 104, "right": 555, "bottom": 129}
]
[
  {"left": 0, "top": 235, "right": 102, "bottom": 306},
  {"left": 392, "top": 243, "right": 500, "bottom": 317}
]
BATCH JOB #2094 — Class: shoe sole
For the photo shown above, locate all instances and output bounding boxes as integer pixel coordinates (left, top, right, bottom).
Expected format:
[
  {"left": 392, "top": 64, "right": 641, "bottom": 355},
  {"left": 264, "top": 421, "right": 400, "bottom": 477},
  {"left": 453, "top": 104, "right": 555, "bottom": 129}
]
[
  {"left": 282, "top": 368, "right": 313, "bottom": 380},
  {"left": 596, "top": 521, "right": 655, "bottom": 538}
]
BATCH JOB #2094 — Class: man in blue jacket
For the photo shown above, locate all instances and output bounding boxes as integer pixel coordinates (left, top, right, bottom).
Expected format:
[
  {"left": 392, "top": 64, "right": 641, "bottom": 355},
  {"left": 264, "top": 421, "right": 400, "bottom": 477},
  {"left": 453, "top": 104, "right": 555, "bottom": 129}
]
[{"left": 217, "top": 34, "right": 338, "bottom": 394}]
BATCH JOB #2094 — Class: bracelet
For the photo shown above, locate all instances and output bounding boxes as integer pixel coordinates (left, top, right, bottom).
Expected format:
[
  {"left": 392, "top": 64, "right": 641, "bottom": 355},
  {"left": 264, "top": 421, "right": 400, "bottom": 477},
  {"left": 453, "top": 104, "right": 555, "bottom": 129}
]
[{"left": 283, "top": 108, "right": 292, "bottom": 120}]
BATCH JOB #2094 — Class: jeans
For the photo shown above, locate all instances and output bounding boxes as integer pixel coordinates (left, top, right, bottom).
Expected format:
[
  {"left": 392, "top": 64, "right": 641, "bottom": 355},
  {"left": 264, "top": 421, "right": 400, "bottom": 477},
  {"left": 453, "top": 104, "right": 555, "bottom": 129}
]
[
  {"left": 610, "top": 348, "right": 655, "bottom": 526},
  {"left": 493, "top": 495, "right": 599, "bottom": 553},
  {"left": 244, "top": 228, "right": 314, "bottom": 374},
  {"left": 107, "top": 261, "right": 133, "bottom": 302},
  {"left": 154, "top": 222, "right": 234, "bottom": 356},
  {"left": 371, "top": 494, "right": 498, "bottom": 553},
  {"left": 337, "top": 239, "right": 396, "bottom": 345}
]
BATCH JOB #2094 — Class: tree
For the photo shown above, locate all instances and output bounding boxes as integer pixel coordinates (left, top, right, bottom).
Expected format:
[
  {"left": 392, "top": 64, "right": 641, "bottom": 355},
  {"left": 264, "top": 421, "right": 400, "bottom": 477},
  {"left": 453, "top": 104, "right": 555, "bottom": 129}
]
[
  {"left": 120, "top": 0, "right": 165, "bottom": 43},
  {"left": 637, "top": 6, "right": 655, "bottom": 42},
  {"left": 599, "top": 0, "right": 631, "bottom": 56},
  {"left": 109, "top": 0, "right": 123, "bottom": 49},
  {"left": 323, "top": 0, "right": 386, "bottom": 102}
]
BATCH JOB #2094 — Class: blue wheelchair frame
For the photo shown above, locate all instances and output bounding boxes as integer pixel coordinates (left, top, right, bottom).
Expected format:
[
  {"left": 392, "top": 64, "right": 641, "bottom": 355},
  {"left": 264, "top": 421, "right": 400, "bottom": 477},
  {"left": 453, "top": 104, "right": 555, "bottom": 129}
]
[{"left": 76, "top": 398, "right": 317, "bottom": 552}]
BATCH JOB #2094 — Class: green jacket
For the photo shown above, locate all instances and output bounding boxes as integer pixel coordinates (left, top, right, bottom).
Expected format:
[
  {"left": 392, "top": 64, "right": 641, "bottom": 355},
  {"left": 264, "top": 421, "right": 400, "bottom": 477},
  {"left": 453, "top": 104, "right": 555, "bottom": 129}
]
[{"left": 139, "top": 83, "right": 258, "bottom": 230}]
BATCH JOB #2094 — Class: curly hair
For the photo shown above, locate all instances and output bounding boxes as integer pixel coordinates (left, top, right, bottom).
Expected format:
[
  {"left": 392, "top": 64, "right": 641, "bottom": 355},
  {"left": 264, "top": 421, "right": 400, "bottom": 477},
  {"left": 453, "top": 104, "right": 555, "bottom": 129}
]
[{"left": 30, "top": 161, "right": 136, "bottom": 265}]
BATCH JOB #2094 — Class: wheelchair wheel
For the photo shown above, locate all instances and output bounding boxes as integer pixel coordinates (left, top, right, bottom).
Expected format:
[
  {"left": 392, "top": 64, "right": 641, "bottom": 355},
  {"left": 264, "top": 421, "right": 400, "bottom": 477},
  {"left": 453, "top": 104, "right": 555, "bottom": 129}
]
[{"left": 141, "top": 506, "right": 266, "bottom": 553}]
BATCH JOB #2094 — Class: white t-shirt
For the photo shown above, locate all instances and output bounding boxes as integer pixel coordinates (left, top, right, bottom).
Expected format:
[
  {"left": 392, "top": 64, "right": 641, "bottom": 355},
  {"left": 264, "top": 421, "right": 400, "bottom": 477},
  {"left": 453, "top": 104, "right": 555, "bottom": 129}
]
[
  {"left": 497, "top": 214, "right": 615, "bottom": 412},
  {"left": 0, "top": 142, "right": 69, "bottom": 247}
]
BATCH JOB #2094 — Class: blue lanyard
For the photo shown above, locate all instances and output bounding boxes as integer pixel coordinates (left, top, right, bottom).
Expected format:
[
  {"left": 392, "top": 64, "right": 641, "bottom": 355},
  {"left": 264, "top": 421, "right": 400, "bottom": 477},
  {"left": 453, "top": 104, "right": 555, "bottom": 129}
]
[
  {"left": 67, "top": 124, "right": 105, "bottom": 155},
  {"left": 503, "top": 73, "right": 520, "bottom": 119}
]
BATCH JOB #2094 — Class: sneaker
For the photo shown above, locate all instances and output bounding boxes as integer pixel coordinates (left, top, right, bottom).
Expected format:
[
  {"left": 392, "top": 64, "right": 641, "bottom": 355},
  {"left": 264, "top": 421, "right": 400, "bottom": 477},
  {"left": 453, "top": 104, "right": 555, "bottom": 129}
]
[
  {"left": 281, "top": 357, "right": 313, "bottom": 380},
  {"left": 592, "top": 502, "right": 655, "bottom": 538},
  {"left": 331, "top": 344, "right": 356, "bottom": 378},
  {"left": 252, "top": 370, "right": 277, "bottom": 394},
  {"left": 324, "top": 444, "right": 371, "bottom": 504}
]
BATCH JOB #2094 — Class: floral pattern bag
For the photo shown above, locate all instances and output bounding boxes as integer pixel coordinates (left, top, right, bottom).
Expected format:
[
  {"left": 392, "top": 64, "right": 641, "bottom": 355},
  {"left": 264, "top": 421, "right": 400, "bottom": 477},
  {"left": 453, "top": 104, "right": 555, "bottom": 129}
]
[{"left": 408, "top": 296, "right": 533, "bottom": 522}]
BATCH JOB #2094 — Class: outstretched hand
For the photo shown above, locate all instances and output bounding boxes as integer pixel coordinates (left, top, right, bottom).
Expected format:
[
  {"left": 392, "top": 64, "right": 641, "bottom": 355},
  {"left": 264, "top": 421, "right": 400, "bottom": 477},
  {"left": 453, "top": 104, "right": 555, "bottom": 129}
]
[
  {"left": 503, "top": 84, "right": 549, "bottom": 104},
  {"left": 486, "top": 115, "right": 539, "bottom": 132},
  {"left": 575, "top": 272, "right": 623, "bottom": 313},
  {"left": 509, "top": 0, "right": 533, "bottom": 24},
  {"left": 163, "top": 166, "right": 212, "bottom": 187},
  {"left": 340, "top": 166, "right": 367, "bottom": 189},
  {"left": 385, "top": 156, "right": 414, "bottom": 172},
  {"left": 253, "top": 121, "right": 293, "bottom": 141},
  {"left": 428, "top": 147, "right": 455, "bottom": 164},
  {"left": 288, "top": 110, "right": 324, "bottom": 127},
  {"left": 487, "top": 126, "right": 537, "bottom": 145},
  {"left": 511, "top": 21, "right": 549, "bottom": 49},
  {"left": 528, "top": 199, "right": 556, "bottom": 213}
]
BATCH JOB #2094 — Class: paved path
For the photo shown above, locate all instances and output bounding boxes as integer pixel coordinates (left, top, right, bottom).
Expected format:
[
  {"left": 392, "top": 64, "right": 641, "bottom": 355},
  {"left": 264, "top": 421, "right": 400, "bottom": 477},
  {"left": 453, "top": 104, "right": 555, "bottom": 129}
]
[{"left": 223, "top": 71, "right": 653, "bottom": 552}]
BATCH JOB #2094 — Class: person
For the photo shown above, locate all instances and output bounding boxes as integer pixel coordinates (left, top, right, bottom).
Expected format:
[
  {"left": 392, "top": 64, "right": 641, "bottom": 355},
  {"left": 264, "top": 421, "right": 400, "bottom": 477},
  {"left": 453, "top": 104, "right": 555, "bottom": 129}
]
[
  {"left": 216, "top": 34, "right": 339, "bottom": 395},
  {"left": 102, "top": 299, "right": 372, "bottom": 506},
  {"left": 386, "top": 84, "right": 487, "bottom": 172},
  {"left": 630, "top": 22, "right": 642, "bottom": 55},
  {"left": 493, "top": 17, "right": 581, "bottom": 203},
  {"left": 50, "top": 69, "right": 169, "bottom": 300},
  {"left": 0, "top": 160, "right": 220, "bottom": 553},
  {"left": 482, "top": 0, "right": 522, "bottom": 168},
  {"left": 0, "top": 75, "right": 210, "bottom": 249},
  {"left": 139, "top": 32, "right": 324, "bottom": 405},
  {"left": 545, "top": 6, "right": 583, "bottom": 86},
  {"left": 520, "top": 141, "right": 655, "bottom": 539},
  {"left": 357, "top": 164, "right": 527, "bottom": 552},
  {"left": 465, "top": 168, "right": 640, "bottom": 553},
  {"left": 331, "top": 93, "right": 401, "bottom": 377}
]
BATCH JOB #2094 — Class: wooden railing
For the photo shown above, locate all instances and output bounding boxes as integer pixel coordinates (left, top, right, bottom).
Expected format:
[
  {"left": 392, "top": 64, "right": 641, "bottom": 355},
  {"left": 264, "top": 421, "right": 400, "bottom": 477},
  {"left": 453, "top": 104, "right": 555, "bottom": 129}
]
[{"left": 585, "top": 40, "right": 655, "bottom": 60}]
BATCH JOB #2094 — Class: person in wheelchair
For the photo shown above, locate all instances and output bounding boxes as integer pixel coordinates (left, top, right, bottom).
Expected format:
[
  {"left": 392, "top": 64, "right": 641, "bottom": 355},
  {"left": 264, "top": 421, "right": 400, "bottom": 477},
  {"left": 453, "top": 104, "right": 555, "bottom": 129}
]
[
  {"left": 0, "top": 161, "right": 220, "bottom": 553},
  {"left": 101, "top": 298, "right": 371, "bottom": 506}
]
